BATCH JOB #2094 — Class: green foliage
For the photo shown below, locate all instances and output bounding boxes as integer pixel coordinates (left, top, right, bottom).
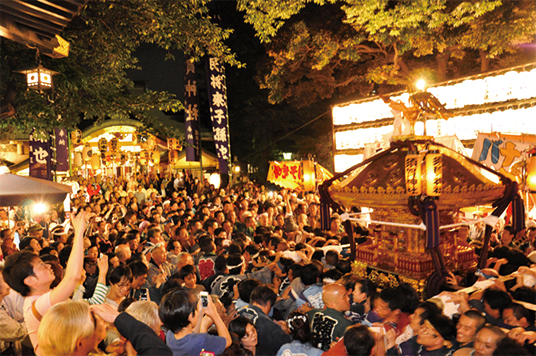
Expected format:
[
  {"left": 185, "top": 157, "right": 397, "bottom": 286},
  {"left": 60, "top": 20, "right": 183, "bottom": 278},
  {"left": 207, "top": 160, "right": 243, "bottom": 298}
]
[
  {"left": 1, "top": 0, "right": 241, "bottom": 138},
  {"left": 239, "top": 0, "right": 534, "bottom": 107}
]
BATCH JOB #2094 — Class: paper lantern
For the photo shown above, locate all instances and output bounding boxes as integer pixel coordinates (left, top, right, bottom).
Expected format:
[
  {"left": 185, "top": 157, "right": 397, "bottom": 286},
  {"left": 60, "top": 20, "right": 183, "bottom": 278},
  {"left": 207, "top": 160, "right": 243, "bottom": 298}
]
[
  {"left": 151, "top": 151, "right": 160, "bottom": 165},
  {"left": 169, "top": 150, "right": 179, "bottom": 164},
  {"left": 82, "top": 145, "right": 93, "bottom": 161},
  {"left": 71, "top": 129, "right": 82, "bottom": 145},
  {"left": 90, "top": 154, "right": 101, "bottom": 170},
  {"left": 74, "top": 152, "right": 83, "bottom": 167},
  {"left": 425, "top": 152, "right": 442, "bottom": 196},
  {"left": 109, "top": 137, "right": 119, "bottom": 152},
  {"left": 527, "top": 150, "right": 536, "bottom": 193},
  {"left": 120, "top": 152, "right": 127, "bottom": 165},
  {"left": 139, "top": 150, "right": 150, "bottom": 165},
  {"left": 302, "top": 160, "right": 316, "bottom": 192},
  {"left": 98, "top": 138, "right": 108, "bottom": 153}
]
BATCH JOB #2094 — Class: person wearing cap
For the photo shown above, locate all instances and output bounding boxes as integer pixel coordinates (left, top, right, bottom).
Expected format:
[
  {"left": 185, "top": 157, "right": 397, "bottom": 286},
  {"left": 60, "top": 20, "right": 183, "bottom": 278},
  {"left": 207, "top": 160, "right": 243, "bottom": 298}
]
[{"left": 27, "top": 224, "right": 44, "bottom": 244}]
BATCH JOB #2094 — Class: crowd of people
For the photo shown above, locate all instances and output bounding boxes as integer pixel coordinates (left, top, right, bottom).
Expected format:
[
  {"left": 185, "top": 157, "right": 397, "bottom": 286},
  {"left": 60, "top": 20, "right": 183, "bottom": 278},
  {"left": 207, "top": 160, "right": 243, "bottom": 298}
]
[{"left": 0, "top": 170, "right": 535, "bottom": 356}]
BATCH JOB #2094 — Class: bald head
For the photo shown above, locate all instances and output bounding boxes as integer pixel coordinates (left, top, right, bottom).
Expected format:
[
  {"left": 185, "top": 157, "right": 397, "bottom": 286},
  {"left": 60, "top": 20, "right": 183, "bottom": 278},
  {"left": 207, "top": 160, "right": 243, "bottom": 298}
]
[
  {"left": 323, "top": 283, "right": 350, "bottom": 312},
  {"left": 115, "top": 244, "right": 132, "bottom": 263}
]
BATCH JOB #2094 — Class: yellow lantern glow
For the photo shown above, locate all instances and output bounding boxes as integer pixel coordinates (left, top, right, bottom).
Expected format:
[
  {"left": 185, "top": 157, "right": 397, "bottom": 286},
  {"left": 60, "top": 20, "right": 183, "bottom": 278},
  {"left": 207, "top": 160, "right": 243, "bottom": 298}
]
[
  {"left": 151, "top": 151, "right": 160, "bottom": 165},
  {"left": 139, "top": 150, "right": 149, "bottom": 165},
  {"left": 405, "top": 153, "right": 422, "bottom": 196},
  {"left": 302, "top": 160, "right": 316, "bottom": 192},
  {"left": 425, "top": 152, "right": 442, "bottom": 196},
  {"left": 82, "top": 145, "right": 93, "bottom": 161},
  {"left": 527, "top": 150, "right": 536, "bottom": 193},
  {"left": 169, "top": 150, "right": 179, "bottom": 164},
  {"left": 74, "top": 152, "right": 83, "bottom": 167},
  {"left": 16, "top": 65, "right": 59, "bottom": 91},
  {"left": 90, "top": 154, "right": 101, "bottom": 170}
]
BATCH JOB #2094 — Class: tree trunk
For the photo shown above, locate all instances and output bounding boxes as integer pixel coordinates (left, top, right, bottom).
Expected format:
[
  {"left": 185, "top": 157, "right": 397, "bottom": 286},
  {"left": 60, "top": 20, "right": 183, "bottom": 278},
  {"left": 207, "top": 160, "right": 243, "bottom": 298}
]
[
  {"left": 436, "top": 52, "right": 450, "bottom": 82},
  {"left": 480, "top": 49, "right": 490, "bottom": 72}
]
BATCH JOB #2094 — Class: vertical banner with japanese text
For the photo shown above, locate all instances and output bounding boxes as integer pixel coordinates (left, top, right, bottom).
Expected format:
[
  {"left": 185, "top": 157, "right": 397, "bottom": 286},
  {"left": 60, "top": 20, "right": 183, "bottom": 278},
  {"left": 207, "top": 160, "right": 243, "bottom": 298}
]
[
  {"left": 184, "top": 56, "right": 200, "bottom": 162},
  {"left": 29, "top": 129, "right": 52, "bottom": 180},
  {"left": 55, "top": 128, "right": 69, "bottom": 171},
  {"left": 207, "top": 56, "right": 231, "bottom": 175}
]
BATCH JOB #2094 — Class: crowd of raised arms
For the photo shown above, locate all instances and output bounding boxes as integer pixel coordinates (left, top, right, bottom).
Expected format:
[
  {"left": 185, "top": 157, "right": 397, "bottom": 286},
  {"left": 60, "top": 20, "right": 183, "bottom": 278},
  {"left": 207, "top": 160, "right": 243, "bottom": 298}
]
[{"left": 0, "top": 170, "right": 535, "bottom": 356}]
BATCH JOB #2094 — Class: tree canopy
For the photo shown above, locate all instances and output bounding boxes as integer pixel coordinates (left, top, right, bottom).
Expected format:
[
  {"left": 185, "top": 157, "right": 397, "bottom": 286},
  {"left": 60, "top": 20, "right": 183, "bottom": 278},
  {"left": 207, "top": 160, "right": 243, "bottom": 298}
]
[
  {"left": 0, "top": 0, "right": 242, "bottom": 138},
  {"left": 238, "top": 0, "right": 536, "bottom": 107}
]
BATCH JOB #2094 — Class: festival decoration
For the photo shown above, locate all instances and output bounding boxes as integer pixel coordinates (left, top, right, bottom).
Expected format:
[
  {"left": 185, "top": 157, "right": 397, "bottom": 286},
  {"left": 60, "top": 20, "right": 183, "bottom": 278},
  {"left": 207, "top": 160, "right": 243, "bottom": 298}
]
[
  {"left": 267, "top": 160, "right": 329, "bottom": 192},
  {"left": 16, "top": 64, "right": 59, "bottom": 91},
  {"left": 151, "top": 151, "right": 160, "bottom": 165},
  {"left": 184, "top": 55, "right": 200, "bottom": 162},
  {"left": 71, "top": 129, "right": 82, "bottom": 145},
  {"left": 139, "top": 150, "right": 150, "bottom": 166},
  {"left": 527, "top": 149, "right": 536, "bottom": 193},
  {"left": 90, "top": 154, "right": 101, "bottom": 170},
  {"left": 74, "top": 152, "right": 83, "bottom": 167},
  {"left": 82, "top": 145, "right": 93, "bottom": 161},
  {"left": 169, "top": 150, "right": 179, "bottom": 165},
  {"left": 109, "top": 137, "right": 119, "bottom": 152},
  {"left": 207, "top": 56, "right": 231, "bottom": 175}
]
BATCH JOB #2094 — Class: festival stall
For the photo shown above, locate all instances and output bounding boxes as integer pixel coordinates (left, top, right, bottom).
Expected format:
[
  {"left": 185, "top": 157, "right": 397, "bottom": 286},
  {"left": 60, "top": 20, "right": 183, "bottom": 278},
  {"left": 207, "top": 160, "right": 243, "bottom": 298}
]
[{"left": 267, "top": 160, "right": 333, "bottom": 191}]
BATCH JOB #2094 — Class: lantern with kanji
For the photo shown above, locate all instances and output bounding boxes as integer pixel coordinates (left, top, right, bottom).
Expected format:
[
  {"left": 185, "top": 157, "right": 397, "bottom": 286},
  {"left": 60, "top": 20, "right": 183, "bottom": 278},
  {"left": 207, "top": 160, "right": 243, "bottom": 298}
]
[
  {"left": 169, "top": 150, "right": 179, "bottom": 164},
  {"left": 139, "top": 150, "right": 150, "bottom": 165},
  {"left": 98, "top": 138, "right": 108, "bottom": 154},
  {"left": 109, "top": 137, "right": 119, "bottom": 153}
]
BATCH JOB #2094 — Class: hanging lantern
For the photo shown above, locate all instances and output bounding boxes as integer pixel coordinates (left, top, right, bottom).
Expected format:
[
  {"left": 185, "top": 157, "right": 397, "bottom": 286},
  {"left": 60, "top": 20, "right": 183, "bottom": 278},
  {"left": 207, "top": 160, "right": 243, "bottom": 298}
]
[
  {"left": 302, "top": 160, "right": 316, "bottom": 192},
  {"left": 425, "top": 152, "right": 442, "bottom": 196},
  {"left": 126, "top": 151, "right": 132, "bottom": 163},
  {"left": 109, "top": 137, "right": 119, "bottom": 153},
  {"left": 405, "top": 153, "right": 422, "bottom": 196},
  {"left": 71, "top": 129, "right": 82, "bottom": 145},
  {"left": 74, "top": 152, "right": 83, "bottom": 167},
  {"left": 139, "top": 150, "right": 150, "bottom": 165},
  {"left": 98, "top": 138, "right": 108, "bottom": 154},
  {"left": 120, "top": 152, "right": 127, "bottom": 165},
  {"left": 527, "top": 149, "right": 536, "bottom": 193},
  {"left": 167, "top": 138, "right": 177, "bottom": 150},
  {"left": 151, "top": 150, "right": 160, "bottom": 165},
  {"left": 82, "top": 145, "right": 93, "bottom": 161},
  {"left": 90, "top": 154, "right": 101, "bottom": 170},
  {"left": 169, "top": 150, "right": 179, "bottom": 164},
  {"left": 16, "top": 65, "right": 59, "bottom": 91}
]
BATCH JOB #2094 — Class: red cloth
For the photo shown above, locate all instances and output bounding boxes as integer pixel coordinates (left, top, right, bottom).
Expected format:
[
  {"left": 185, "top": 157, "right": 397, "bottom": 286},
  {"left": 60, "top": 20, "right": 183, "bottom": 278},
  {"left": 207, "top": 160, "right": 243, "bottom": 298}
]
[
  {"left": 87, "top": 183, "right": 101, "bottom": 198},
  {"left": 322, "top": 338, "right": 347, "bottom": 356}
]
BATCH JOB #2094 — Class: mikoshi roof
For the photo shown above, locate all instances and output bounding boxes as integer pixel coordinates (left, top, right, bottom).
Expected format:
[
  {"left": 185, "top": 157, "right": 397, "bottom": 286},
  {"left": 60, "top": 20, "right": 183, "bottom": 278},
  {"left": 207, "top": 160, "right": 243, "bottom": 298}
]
[{"left": 328, "top": 138, "right": 507, "bottom": 211}]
